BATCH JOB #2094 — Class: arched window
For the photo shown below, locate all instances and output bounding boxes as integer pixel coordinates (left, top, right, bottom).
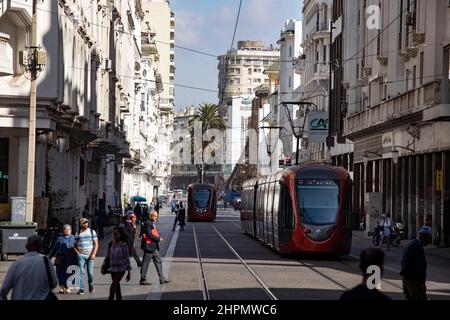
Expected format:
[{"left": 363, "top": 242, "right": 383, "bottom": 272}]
[{"left": 289, "top": 45, "right": 292, "bottom": 58}]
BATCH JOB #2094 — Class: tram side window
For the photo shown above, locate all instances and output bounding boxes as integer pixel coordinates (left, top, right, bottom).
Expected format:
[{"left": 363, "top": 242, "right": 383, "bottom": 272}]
[{"left": 280, "top": 184, "right": 294, "bottom": 229}]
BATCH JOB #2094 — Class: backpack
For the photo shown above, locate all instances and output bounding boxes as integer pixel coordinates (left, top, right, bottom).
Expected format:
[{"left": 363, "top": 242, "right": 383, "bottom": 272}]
[{"left": 75, "top": 228, "right": 95, "bottom": 244}]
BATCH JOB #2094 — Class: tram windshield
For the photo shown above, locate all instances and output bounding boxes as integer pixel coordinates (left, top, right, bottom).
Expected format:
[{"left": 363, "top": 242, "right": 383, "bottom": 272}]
[
  {"left": 194, "top": 189, "right": 211, "bottom": 208},
  {"left": 296, "top": 179, "right": 339, "bottom": 225}
]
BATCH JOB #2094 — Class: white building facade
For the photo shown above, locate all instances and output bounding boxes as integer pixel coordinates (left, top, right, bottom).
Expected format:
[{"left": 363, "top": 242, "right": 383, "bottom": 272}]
[
  {"left": 342, "top": 0, "right": 450, "bottom": 241},
  {"left": 0, "top": 0, "right": 174, "bottom": 225}
]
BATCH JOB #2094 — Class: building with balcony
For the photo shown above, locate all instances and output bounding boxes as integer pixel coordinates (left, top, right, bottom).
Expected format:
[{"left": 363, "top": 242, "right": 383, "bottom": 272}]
[
  {"left": 342, "top": 0, "right": 450, "bottom": 243},
  {"left": 142, "top": 0, "right": 174, "bottom": 112},
  {"left": 299, "top": 0, "right": 333, "bottom": 162},
  {"left": 217, "top": 40, "right": 279, "bottom": 112},
  {"left": 0, "top": 0, "right": 145, "bottom": 224}
]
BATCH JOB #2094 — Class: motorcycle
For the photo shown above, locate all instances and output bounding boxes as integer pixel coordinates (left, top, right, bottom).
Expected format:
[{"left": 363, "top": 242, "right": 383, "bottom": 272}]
[
  {"left": 394, "top": 222, "right": 407, "bottom": 240},
  {"left": 372, "top": 223, "right": 401, "bottom": 247}
]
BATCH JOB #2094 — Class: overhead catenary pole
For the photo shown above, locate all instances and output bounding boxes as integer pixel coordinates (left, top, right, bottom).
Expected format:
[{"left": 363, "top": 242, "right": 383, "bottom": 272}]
[
  {"left": 26, "top": 0, "right": 38, "bottom": 222},
  {"left": 327, "top": 19, "right": 333, "bottom": 151}
]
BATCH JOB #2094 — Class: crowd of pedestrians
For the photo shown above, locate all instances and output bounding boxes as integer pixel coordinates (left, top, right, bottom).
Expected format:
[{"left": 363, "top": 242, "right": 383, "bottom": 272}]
[{"left": 0, "top": 202, "right": 434, "bottom": 301}]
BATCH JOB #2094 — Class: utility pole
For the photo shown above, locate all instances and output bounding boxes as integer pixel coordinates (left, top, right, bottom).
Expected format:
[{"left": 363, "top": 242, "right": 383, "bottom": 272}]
[
  {"left": 327, "top": 19, "right": 336, "bottom": 150},
  {"left": 25, "top": 0, "right": 38, "bottom": 222}
]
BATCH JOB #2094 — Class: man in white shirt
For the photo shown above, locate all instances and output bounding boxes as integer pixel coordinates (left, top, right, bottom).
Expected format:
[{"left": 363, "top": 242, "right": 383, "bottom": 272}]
[
  {"left": 380, "top": 213, "right": 392, "bottom": 251},
  {"left": 74, "top": 217, "right": 98, "bottom": 295},
  {"left": 0, "top": 235, "right": 57, "bottom": 300}
]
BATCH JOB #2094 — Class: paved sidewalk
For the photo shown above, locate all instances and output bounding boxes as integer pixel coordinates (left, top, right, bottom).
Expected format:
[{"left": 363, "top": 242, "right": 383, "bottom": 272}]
[{"left": 353, "top": 231, "right": 450, "bottom": 260}]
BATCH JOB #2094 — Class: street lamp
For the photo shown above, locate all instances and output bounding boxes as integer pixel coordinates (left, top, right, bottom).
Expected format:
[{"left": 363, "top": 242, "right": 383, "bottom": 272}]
[
  {"left": 363, "top": 154, "right": 369, "bottom": 168},
  {"left": 281, "top": 101, "right": 319, "bottom": 165},
  {"left": 391, "top": 145, "right": 415, "bottom": 165},
  {"left": 362, "top": 150, "right": 383, "bottom": 167},
  {"left": 85, "top": 148, "right": 94, "bottom": 162}
]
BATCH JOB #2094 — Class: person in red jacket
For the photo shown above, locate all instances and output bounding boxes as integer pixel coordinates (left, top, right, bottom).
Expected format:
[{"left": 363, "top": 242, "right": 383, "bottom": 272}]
[{"left": 139, "top": 211, "right": 171, "bottom": 285}]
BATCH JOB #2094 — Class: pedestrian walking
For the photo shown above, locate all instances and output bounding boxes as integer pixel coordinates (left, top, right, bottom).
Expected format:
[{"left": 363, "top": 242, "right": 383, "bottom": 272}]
[
  {"left": 74, "top": 217, "right": 99, "bottom": 295},
  {"left": 105, "top": 227, "right": 131, "bottom": 300},
  {"left": 82, "top": 205, "right": 90, "bottom": 218},
  {"left": 134, "top": 203, "right": 142, "bottom": 222},
  {"left": 124, "top": 213, "right": 142, "bottom": 267},
  {"left": 172, "top": 203, "right": 180, "bottom": 231},
  {"left": 96, "top": 207, "right": 107, "bottom": 239},
  {"left": 142, "top": 205, "right": 148, "bottom": 222},
  {"left": 140, "top": 211, "right": 170, "bottom": 285},
  {"left": 339, "top": 248, "right": 391, "bottom": 300},
  {"left": 400, "top": 225, "right": 432, "bottom": 300},
  {"left": 1, "top": 235, "right": 58, "bottom": 300},
  {"left": 380, "top": 213, "right": 392, "bottom": 250},
  {"left": 48, "top": 224, "right": 77, "bottom": 294},
  {"left": 178, "top": 201, "right": 186, "bottom": 231}
]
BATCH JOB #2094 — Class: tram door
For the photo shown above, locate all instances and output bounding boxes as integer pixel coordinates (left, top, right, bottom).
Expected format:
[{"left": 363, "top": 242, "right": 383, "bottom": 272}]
[
  {"left": 252, "top": 185, "right": 258, "bottom": 237},
  {"left": 272, "top": 182, "right": 280, "bottom": 250},
  {"left": 278, "top": 183, "right": 294, "bottom": 245}
]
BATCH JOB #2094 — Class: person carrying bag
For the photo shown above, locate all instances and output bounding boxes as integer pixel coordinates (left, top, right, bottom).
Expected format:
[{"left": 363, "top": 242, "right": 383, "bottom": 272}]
[{"left": 43, "top": 256, "right": 58, "bottom": 300}]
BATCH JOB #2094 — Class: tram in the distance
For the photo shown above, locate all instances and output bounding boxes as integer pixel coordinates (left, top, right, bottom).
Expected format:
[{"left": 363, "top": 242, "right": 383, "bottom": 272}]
[
  {"left": 187, "top": 183, "right": 217, "bottom": 222},
  {"left": 240, "top": 164, "right": 352, "bottom": 255}
]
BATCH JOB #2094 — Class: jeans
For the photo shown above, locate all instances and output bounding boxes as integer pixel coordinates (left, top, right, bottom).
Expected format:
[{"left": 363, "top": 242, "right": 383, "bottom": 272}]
[
  {"left": 77, "top": 254, "right": 94, "bottom": 291},
  {"left": 172, "top": 216, "right": 180, "bottom": 231}
]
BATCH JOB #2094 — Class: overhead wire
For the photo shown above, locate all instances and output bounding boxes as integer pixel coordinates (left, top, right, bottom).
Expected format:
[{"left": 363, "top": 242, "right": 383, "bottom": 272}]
[{"left": 219, "top": 0, "right": 243, "bottom": 105}]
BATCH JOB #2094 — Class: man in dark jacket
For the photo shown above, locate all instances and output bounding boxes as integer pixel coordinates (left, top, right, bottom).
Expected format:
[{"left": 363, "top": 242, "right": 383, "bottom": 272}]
[
  {"left": 124, "top": 213, "right": 142, "bottom": 267},
  {"left": 139, "top": 211, "right": 170, "bottom": 285},
  {"left": 400, "top": 225, "right": 432, "bottom": 300},
  {"left": 134, "top": 203, "right": 142, "bottom": 222}
]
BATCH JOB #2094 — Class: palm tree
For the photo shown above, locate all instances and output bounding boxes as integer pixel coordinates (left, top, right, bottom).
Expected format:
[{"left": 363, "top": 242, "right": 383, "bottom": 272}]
[{"left": 188, "top": 103, "right": 226, "bottom": 183}]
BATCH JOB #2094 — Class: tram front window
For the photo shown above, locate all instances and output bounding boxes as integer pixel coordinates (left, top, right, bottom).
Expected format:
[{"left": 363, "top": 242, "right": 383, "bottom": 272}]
[
  {"left": 297, "top": 179, "right": 339, "bottom": 226},
  {"left": 194, "top": 190, "right": 210, "bottom": 208}
]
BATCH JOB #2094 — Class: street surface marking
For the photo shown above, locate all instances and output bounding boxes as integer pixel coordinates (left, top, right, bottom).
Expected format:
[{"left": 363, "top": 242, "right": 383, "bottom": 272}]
[{"left": 146, "top": 228, "right": 179, "bottom": 300}]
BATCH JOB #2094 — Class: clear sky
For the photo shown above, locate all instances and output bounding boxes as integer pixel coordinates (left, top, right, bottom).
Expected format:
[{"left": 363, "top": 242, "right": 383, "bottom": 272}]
[{"left": 171, "top": 0, "right": 301, "bottom": 111}]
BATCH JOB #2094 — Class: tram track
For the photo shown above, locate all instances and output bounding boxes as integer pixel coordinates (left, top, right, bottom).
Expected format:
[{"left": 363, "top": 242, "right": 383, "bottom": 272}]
[
  {"left": 191, "top": 220, "right": 278, "bottom": 300},
  {"left": 192, "top": 224, "right": 210, "bottom": 300},
  {"left": 211, "top": 224, "right": 278, "bottom": 300},
  {"left": 223, "top": 219, "right": 353, "bottom": 292}
]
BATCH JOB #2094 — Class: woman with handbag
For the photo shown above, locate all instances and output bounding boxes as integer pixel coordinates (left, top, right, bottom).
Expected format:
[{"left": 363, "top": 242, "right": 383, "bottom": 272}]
[
  {"left": 48, "top": 224, "right": 76, "bottom": 294},
  {"left": 102, "top": 227, "right": 131, "bottom": 300}
]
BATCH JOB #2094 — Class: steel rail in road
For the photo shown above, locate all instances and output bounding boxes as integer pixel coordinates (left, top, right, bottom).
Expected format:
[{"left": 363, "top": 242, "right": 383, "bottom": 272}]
[
  {"left": 211, "top": 224, "right": 278, "bottom": 300},
  {"left": 192, "top": 224, "right": 210, "bottom": 300}
]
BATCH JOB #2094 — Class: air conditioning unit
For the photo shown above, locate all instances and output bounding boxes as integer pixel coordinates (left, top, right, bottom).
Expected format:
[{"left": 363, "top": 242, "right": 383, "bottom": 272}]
[{"left": 104, "top": 58, "right": 112, "bottom": 71}]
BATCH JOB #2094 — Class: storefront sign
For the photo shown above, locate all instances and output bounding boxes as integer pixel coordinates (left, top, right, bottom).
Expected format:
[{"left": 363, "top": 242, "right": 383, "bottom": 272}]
[
  {"left": 436, "top": 170, "right": 443, "bottom": 191},
  {"left": 382, "top": 132, "right": 393, "bottom": 148},
  {"left": 307, "top": 112, "right": 329, "bottom": 143}
]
